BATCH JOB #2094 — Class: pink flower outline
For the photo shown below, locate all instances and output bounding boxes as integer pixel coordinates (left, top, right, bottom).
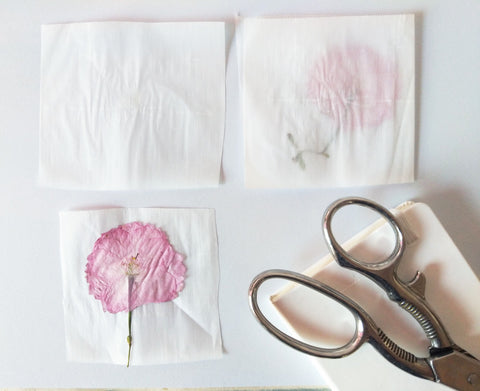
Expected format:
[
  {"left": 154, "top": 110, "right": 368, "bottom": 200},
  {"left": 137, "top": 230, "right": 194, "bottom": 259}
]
[
  {"left": 85, "top": 221, "right": 186, "bottom": 366},
  {"left": 289, "top": 44, "right": 398, "bottom": 168},
  {"left": 308, "top": 44, "right": 397, "bottom": 131}
]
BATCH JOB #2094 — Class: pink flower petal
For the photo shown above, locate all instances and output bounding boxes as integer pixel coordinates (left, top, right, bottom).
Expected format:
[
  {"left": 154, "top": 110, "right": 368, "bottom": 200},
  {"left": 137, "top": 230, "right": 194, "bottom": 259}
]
[{"left": 86, "top": 222, "right": 186, "bottom": 313}]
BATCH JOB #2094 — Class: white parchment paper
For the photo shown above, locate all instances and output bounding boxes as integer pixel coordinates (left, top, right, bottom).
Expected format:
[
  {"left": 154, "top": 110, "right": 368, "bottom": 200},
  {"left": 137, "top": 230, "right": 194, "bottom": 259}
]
[
  {"left": 242, "top": 15, "right": 415, "bottom": 188},
  {"left": 59, "top": 207, "right": 222, "bottom": 365},
  {"left": 40, "top": 21, "right": 225, "bottom": 190}
]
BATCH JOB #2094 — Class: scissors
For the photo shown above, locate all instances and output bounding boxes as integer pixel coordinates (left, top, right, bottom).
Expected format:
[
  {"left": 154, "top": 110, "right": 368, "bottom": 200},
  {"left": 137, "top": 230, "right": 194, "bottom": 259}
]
[{"left": 249, "top": 197, "right": 480, "bottom": 390}]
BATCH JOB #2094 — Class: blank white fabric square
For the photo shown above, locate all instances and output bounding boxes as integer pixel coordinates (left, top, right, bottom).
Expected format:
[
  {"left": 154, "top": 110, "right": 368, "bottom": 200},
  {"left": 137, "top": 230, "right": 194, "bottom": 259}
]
[
  {"left": 40, "top": 21, "right": 225, "bottom": 190},
  {"left": 243, "top": 15, "right": 415, "bottom": 188},
  {"left": 59, "top": 207, "right": 222, "bottom": 365}
]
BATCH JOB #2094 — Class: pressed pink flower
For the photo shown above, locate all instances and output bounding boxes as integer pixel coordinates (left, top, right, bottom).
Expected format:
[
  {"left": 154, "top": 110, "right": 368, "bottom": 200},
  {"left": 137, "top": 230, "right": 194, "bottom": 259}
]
[
  {"left": 86, "top": 221, "right": 186, "bottom": 366},
  {"left": 308, "top": 44, "right": 397, "bottom": 131},
  {"left": 289, "top": 45, "right": 398, "bottom": 169}
]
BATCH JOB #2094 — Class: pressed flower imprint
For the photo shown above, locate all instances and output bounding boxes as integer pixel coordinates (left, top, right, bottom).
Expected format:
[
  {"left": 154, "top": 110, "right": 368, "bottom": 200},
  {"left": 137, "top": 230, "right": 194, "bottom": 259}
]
[
  {"left": 288, "top": 44, "right": 397, "bottom": 169},
  {"left": 86, "top": 222, "right": 186, "bottom": 366}
]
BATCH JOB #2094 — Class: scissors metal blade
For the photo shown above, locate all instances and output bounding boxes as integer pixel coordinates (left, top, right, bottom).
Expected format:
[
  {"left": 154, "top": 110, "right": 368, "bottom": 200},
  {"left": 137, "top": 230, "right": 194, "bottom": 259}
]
[{"left": 429, "top": 348, "right": 480, "bottom": 390}]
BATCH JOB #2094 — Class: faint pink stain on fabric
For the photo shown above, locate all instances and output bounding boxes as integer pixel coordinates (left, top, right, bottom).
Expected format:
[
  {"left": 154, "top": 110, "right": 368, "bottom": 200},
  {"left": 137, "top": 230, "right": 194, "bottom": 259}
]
[
  {"left": 308, "top": 45, "right": 397, "bottom": 131},
  {"left": 86, "top": 222, "right": 186, "bottom": 313}
]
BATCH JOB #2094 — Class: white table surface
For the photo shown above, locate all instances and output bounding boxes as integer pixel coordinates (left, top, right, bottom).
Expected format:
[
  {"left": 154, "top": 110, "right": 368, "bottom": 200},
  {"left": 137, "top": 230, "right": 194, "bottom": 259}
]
[{"left": 1, "top": 0, "right": 479, "bottom": 388}]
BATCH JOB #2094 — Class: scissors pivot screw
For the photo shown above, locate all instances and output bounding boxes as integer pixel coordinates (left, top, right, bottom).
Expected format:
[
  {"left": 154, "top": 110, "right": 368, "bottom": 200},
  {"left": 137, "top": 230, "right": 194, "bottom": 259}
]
[{"left": 468, "top": 373, "right": 479, "bottom": 386}]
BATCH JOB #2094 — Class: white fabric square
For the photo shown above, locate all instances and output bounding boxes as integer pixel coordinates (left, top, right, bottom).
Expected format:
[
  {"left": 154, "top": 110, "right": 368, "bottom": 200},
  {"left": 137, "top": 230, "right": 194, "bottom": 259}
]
[
  {"left": 243, "top": 15, "right": 415, "bottom": 188},
  {"left": 40, "top": 21, "right": 225, "bottom": 190},
  {"left": 59, "top": 207, "right": 222, "bottom": 365}
]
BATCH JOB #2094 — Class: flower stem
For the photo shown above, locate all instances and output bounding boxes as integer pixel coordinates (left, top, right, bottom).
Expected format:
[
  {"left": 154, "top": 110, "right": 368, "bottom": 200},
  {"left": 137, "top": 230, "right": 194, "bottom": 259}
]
[
  {"left": 127, "top": 309, "right": 133, "bottom": 367},
  {"left": 287, "top": 125, "right": 340, "bottom": 170}
]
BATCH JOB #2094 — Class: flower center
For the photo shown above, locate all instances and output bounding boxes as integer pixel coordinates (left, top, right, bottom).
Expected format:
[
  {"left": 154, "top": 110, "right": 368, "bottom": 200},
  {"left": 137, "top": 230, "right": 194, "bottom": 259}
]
[{"left": 123, "top": 253, "right": 140, "bottom": 277}]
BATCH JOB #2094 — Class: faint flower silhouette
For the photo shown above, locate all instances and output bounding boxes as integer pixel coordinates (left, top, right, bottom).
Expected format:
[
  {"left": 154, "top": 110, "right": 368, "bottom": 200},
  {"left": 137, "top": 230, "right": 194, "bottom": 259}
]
[
  {"left": 289, "top": 44, "right": 397, "bottom": 169},
  {"left": 86, "top": 221, "right": 186, "bottom": 366}
]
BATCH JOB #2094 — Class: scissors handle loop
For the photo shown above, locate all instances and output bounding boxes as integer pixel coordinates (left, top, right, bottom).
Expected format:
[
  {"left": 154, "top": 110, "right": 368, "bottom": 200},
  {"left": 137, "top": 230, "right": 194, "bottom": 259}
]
[
  {"left": 323, "top": 197, "right": 405, "bottom": 273},
  {"left": 323, "top": 197, "right": 453, "bottom": 349},
  {"left": 248, "top": 269, "right": 435, "bottom": 380},
  {"left": 249, "top": 269, "right": 367, "bottom": 358}
]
